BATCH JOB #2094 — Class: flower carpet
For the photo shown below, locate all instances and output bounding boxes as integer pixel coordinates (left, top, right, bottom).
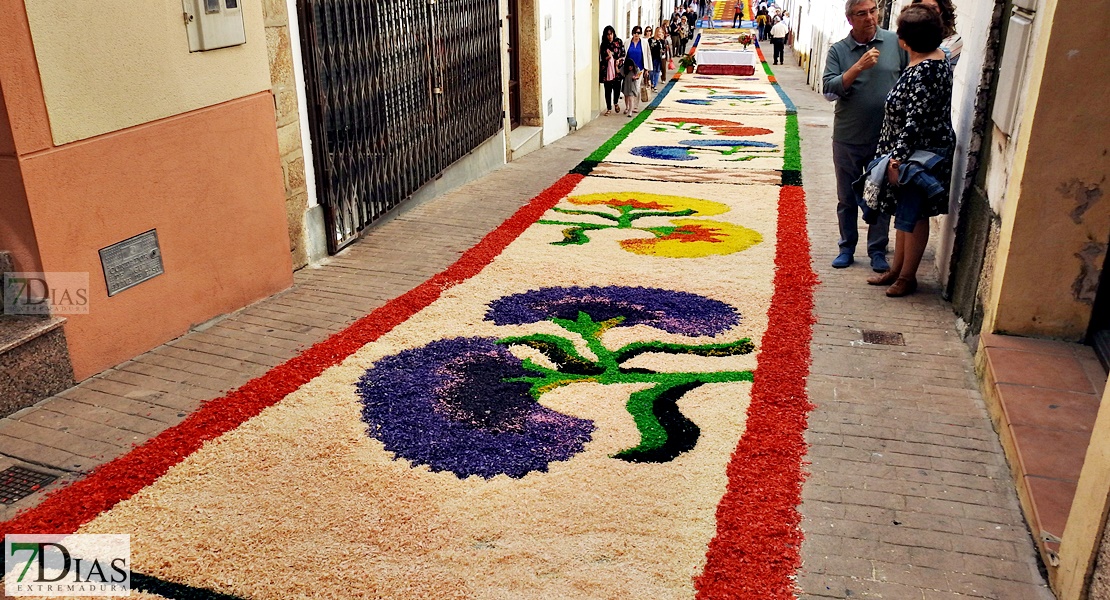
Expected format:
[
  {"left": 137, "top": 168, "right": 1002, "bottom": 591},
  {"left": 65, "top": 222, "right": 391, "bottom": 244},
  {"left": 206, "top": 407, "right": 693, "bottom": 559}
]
[{"left": 2, "top": 36, "right": 815, "bottom": 599}]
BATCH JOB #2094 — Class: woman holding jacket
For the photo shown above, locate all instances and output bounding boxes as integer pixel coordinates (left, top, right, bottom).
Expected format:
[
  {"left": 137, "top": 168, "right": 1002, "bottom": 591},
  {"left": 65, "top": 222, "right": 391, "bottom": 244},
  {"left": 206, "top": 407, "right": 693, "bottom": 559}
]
[
  {"left": 599, "top": 25, "right": 625, "bottom": 115},
  {"left": 863, "top": 4, "right": 955, "bottom": 297}
]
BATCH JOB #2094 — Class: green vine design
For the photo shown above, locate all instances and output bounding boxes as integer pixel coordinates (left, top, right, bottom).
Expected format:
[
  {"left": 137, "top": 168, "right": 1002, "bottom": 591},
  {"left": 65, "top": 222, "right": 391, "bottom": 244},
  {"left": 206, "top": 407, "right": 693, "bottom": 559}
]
[
  {"left": 498, "top": 311, "right": 754, "bottom": 461},
  {"left": 537, "top": 203, "right": 697, "bottom": 246}
]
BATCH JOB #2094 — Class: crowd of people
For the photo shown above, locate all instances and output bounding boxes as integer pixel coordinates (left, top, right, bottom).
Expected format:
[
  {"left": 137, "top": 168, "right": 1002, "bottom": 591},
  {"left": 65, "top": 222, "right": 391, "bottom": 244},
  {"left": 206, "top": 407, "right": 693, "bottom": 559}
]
[
  {"left": 599, "top": 3, "right": 704, "bottom": 117},
  {"left": 754, "top": 1, "right": 789, "bottom": 42},
  {"left": 600, "top": 1, "right": 776, "bottom": 117}
]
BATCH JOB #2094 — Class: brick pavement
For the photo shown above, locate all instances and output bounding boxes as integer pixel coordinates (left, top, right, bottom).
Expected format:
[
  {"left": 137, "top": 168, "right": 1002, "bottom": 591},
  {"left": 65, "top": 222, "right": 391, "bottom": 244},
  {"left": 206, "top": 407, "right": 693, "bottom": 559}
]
[
  {"left": 0, "top": 54, "right": 1056, "bottom": 599},
  {"left": 774, "top": 49, "right": 1055, "bottom": 599}
]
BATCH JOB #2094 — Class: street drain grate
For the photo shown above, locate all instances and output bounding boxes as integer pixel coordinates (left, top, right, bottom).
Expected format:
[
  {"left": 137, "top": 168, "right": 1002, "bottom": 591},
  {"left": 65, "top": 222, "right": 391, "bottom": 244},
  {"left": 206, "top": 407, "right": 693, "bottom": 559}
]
[
  {"left": 0, "top": 466, "right": 57, "bottom": 504},
  {"left": 861, "top": 330, "right": 905, "bottom": 345}
]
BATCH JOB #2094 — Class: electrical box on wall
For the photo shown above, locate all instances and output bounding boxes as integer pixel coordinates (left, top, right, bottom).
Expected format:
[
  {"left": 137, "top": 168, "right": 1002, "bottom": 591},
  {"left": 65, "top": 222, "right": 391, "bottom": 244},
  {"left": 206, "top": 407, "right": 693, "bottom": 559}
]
[
  {"left": 992, "top": 8, "right": 1034, "bottom": 136},
  {"left": 183, "top": 0, "right": 246, "bottom": 52}
]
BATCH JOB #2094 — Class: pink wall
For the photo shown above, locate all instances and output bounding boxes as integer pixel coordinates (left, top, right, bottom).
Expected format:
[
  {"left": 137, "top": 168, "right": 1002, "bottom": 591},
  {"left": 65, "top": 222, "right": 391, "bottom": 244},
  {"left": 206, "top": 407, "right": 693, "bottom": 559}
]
[
  {"left": 0, "top": 86, "right": 16, "bottom": 156},
  {"left": 2, "top": 0, "right": 292, "bottom": 380},
  {"left": 19, "top": 93, "right": 293, "bottom": 379},
  {"left": 0, "top": 0, "right": 53, "bottom": 154},
  {"left": 0, "top": 83, "right": 44, "bottom": 274},
  {"left": 0, "top": 157, "right": 43, "bottom": 274}
]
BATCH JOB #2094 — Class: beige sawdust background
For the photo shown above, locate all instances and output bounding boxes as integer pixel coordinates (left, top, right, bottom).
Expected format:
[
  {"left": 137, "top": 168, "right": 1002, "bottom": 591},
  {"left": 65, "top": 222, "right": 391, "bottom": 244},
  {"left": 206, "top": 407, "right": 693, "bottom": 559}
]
[{"left": 75, "top": 159, "right": 783, "bottom": 596}]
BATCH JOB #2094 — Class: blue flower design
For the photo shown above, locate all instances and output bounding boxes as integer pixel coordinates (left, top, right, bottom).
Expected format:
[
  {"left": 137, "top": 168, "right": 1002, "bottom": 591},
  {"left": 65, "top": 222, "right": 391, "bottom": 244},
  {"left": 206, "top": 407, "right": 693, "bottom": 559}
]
[
  {"left": 357, "top": 337, "right": 594, "bottom": 479},
  {"left": 484, "top": 286, "right": 739, "bottom": 336}
]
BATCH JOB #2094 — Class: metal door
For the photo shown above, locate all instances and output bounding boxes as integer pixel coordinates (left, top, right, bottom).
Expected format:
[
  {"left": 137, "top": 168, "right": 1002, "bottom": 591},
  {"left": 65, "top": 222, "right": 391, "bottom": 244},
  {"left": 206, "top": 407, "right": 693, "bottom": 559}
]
[{"left": 298, "top": 0, "right": 503, "bottom": 254}]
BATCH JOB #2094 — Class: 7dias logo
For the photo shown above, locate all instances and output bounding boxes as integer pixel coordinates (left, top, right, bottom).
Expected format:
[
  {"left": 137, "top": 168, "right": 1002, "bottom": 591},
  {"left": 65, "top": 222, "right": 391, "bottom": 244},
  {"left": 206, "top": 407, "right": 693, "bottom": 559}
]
[
  {"left": 2, "top": 273, "right": 90, "bottom": 315},
  {"left": 4, "top": 534, "right": 130, "bottom": 597}
]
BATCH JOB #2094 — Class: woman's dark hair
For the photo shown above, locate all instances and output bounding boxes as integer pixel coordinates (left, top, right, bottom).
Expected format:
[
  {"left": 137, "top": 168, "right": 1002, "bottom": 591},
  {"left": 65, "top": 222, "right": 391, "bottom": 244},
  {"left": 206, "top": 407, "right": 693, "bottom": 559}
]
[
  {"left": 911, "top": 0, "right": 956, "bottom": 37},
  {"left": 603, "top": 25, "right": 616, "bottom": 39},
  {"left": 896, "top": 4, "right": 944, "bottom": 53},
  {"left": 632, "top": 26, "right": 642, "bottom": 35}
]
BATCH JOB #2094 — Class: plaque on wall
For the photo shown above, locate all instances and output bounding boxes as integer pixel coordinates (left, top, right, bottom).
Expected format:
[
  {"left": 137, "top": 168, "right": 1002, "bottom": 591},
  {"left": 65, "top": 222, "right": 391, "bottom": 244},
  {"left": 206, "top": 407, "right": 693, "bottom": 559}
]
[{"left": 99, "top": 230, "right": 165, "bottom": 296}]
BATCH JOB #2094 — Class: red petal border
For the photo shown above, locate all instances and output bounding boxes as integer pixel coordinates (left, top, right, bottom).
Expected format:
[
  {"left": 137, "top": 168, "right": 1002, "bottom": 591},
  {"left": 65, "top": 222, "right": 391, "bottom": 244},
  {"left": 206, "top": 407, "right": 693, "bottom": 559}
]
[{"left": 696, "top": 185, "right": 816, "bottom": 598}]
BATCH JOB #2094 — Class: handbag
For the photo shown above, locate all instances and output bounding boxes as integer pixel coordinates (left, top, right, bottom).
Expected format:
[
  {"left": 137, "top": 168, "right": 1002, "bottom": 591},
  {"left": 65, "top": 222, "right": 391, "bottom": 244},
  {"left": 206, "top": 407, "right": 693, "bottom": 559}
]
[
  {"left": 668, "top": 58, "right": 676, "bottom": 70},
  {"left": 640, "top": 84, "right": 650, "bottom": 103}
]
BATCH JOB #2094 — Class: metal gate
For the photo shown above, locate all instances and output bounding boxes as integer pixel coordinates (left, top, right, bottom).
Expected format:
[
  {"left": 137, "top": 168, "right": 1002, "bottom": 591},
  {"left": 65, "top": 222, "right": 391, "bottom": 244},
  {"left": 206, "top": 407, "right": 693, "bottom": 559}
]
[{"left": 297, "top": 0, "right": 504, "bottom": 254}]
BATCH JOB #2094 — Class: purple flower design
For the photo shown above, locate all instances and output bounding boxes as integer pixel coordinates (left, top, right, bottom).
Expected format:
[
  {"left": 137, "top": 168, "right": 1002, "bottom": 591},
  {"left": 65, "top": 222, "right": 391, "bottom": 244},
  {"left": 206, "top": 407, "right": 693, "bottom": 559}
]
[
  {"left": 485, "top": 286, "right": 739, "bottom": 336},
  {"left": 357, "top": 337, "right": 594, "bottom": 479}
]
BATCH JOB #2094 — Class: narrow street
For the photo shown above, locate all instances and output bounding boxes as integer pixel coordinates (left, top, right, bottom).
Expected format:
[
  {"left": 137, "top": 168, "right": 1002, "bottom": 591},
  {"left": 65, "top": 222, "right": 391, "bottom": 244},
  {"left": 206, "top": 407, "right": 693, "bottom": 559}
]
[{"left": 0, "top": 36, "right": 1054, "bottom": 599}]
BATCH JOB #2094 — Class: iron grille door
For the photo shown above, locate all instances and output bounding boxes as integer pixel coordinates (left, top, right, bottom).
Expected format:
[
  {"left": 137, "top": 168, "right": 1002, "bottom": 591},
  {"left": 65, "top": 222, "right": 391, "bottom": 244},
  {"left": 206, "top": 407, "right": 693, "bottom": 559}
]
[{"left": 298, "top": 0, "right": 503, "bottom": 254}]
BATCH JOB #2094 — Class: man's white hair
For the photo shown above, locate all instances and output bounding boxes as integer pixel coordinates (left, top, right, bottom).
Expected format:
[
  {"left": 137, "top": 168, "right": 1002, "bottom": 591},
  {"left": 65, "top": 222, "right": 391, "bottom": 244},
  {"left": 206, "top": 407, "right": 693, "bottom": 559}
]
[{"left": 845, "top": 0, "right": 873, "bottom": 15}]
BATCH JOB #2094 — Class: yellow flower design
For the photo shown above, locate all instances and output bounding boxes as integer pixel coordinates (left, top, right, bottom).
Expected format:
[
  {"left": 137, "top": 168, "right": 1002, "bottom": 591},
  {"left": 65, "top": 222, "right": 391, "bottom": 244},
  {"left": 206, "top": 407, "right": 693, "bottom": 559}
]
[
  {"left": 620, "top": 219, "right": 763, "bottom": 258},
  {"left": 539, "top": 192, "right": 761, "bottom": 257}
]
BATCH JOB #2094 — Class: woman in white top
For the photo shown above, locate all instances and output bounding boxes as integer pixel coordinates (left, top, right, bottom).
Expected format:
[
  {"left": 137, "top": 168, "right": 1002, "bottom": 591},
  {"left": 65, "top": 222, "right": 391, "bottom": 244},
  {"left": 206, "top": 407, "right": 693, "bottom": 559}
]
[{"left": 912, "top": 0, "right": 961, "bottom": 66}]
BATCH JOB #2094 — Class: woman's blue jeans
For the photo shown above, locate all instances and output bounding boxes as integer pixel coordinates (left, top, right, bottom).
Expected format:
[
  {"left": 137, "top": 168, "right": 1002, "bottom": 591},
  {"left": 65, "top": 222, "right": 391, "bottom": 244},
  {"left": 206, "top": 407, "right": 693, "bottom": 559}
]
[{"left": 651, "top": 64, "right": 661, "bottom": 88}]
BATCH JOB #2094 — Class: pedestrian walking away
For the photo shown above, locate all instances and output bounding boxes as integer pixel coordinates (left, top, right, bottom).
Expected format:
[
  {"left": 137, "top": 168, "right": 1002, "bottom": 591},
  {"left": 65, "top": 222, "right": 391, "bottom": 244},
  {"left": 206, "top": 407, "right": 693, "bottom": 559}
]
[
  {"left": 598, "top": 25, "right": 625, "bottom": 116},
  {"left": 822, "top": 0, "right": 907, "bottom": 271},
  {"left": 859, "top": 4, "right": 955, "bottom": 296},
  {"left": 770, "top": 17, "right": 788, "bottom": 64},
  {"left": 756, "top": 7, "right": 769, "bottom": 40}
]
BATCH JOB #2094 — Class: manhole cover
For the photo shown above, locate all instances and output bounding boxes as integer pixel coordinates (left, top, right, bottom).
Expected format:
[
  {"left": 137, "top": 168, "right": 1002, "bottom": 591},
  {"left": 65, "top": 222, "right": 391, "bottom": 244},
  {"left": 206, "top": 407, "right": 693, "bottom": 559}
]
[
  {"left": 0, "top": 466, "right": 56, "bottom": 504},
  {"left": 861, "top": 330, "right": 905, "bottom": 345}
]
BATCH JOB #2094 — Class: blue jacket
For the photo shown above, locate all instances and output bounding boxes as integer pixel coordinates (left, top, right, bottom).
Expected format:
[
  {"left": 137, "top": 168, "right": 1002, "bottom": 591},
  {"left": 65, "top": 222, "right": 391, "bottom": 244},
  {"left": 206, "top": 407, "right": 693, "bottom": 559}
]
[{"left": 854, "top": 150, "right": 948, "bottom": 223}]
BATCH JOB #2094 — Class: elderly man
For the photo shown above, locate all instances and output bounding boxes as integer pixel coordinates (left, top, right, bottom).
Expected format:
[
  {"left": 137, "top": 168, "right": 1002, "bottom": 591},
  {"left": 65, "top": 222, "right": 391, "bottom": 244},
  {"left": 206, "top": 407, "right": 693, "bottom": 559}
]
[{"left": 822, "top": 0, "right": 907, "bottom": 271}]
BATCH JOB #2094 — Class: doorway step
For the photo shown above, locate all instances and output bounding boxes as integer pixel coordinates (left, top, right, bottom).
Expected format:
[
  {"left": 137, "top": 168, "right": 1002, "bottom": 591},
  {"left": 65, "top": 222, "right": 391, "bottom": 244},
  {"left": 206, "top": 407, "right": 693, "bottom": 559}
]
[
  {"left": 0, "top": 251, "right": 75, "bottom": 417},
  {"left": 509, "top": 126, "right": 543, "bottom": 161},
  {"left": 975, "top": 332, "right": 1109, "bottom": 585}
]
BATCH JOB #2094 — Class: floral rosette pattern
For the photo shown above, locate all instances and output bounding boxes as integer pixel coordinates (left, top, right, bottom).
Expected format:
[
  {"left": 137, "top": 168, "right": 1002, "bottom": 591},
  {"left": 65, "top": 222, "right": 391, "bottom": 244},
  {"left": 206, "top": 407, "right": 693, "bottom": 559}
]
[
  {"left": 357, "top": 286, "right": 755, "bottom": 479},
  {"left": 538, "top": 192, "right": 762, "bottom": 258},
  {"left": 651, "top": 117, "right": 774, "bottom": 138}
]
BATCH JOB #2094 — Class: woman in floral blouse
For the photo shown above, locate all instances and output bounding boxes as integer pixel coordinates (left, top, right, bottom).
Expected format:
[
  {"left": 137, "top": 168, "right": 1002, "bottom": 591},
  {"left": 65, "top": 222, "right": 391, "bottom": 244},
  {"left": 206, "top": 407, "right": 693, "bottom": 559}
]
[{"left": 866, "top": 4, "right": 955, "bottom": 297}]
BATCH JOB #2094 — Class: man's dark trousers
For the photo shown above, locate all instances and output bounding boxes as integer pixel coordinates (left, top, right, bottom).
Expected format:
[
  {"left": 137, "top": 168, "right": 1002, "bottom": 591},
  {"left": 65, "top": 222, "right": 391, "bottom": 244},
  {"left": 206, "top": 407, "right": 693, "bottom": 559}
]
[
  {"left": 772, "top": 37, "right": 785, "bottom": 64},
  {"left": 832, "top": 140, "right": 889, "bottom": 258}
]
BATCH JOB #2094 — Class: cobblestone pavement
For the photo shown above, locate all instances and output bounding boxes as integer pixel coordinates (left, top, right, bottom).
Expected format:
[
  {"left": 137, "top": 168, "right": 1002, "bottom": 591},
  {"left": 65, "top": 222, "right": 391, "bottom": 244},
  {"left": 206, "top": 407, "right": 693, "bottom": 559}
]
[{"left": 1, "top": 50, "right": 1054, "bottom": 599}]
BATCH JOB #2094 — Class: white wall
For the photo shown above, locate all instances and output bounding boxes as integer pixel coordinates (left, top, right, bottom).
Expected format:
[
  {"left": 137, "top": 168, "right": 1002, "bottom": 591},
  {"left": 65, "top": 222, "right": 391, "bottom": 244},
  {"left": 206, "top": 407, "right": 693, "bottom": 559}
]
[
  {"left": 933, "top": 0, "right": 999, "bottom": 283},
  {"left": 574, "top": 0, "right": 599, "bottom": 128},
  {"left": 982, "top": 0, "right": 1051, "bottom": 216},
  {"left": 538, "top": 0, "right": 662, "bottom": 145},
  {"left": 801, "top": 0, "right": 851, "bottom": 93},
  {"left": 541, "top": 1, "right": 573, "bottom": 143}
]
